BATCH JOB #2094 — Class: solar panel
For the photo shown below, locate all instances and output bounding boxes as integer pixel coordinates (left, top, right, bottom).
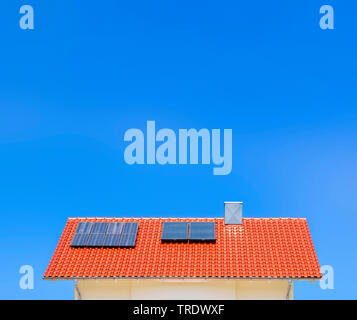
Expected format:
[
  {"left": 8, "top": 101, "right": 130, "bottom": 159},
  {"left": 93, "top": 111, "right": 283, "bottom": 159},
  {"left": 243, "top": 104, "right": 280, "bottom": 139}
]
[
  {"left": 85, "top": 222, "right": 108, "bottom": 247},
  {"left": 87, "top": 233, "right": 106, "bottom": 246},
  {"left": 70, "top": 233, "right": 90, "bottom": 247},
  {"left": 75, "top": 222, "right": 93, "bottom": 234},
  {"left": 106, "top": 222, "right": 123, "bottom": 234},
  {"left": 189, "top": 222, "right": 216, "bottom": 241},
  {"left": 71, "top": 222, "right": 93, "bottom": 247},
  {"left": 91, "top": 222, "right": 108, "bottom": 234},
  {"left": 103, "top": 223, "right": 124, "bottom": 247},
  {"left": 119, "top": 223, "right": 139, "bottom": 247},
  {"left": 103, "top": 234, "right": 122, "bottom": 247},
  {"left": 71, "top": 221, "right": 139, "bottom": 248},
  {"left": 161, "top": 222, "right": 189, "bottom": 240}
]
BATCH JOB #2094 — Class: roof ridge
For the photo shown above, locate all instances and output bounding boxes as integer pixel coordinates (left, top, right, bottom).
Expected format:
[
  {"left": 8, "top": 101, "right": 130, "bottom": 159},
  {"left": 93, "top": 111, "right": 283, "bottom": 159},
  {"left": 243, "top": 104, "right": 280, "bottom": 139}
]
[{"left": 67, "top": 217, "right": 307, "bottom": 220}]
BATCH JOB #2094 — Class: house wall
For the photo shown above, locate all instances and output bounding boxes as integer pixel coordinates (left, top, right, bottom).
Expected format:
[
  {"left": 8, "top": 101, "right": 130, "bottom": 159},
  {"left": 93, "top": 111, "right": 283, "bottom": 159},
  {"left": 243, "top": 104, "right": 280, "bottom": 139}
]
[{"left": 74, "top": 279, "right": 294, "bottom": 300}]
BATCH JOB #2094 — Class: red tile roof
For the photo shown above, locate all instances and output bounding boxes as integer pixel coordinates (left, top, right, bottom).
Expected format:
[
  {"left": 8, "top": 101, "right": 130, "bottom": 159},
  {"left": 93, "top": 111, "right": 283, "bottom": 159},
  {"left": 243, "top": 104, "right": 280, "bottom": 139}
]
[{"left": 44, "top": 217, "right": 322, "bottom": 279}]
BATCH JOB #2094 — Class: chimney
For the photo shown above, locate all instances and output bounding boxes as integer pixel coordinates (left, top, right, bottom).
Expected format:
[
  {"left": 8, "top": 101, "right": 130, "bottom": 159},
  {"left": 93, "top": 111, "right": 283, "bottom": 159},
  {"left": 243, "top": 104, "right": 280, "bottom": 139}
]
[{"left": 224, "top": 202, "right": 243, "bottom": 224}]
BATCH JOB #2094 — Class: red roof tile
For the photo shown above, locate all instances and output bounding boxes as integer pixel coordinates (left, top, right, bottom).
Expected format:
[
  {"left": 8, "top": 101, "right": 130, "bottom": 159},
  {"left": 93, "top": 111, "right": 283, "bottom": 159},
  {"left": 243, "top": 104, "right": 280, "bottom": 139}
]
[{"left": 44, "top": 217, "right": 322, "bottom": 279}]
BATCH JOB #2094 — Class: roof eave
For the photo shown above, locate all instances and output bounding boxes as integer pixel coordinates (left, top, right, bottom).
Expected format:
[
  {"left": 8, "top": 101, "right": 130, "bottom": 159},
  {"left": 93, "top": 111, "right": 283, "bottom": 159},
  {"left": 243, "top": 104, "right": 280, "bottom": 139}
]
[{"left": 43, "top": 276, "right": 322, "bottom": 281}]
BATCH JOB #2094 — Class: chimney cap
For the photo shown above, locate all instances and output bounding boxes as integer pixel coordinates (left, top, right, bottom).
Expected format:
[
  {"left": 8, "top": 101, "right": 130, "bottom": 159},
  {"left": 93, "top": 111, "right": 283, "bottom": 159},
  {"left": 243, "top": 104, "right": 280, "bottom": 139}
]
[{"left": 224, "top": 201, "right": 243, "bottom": 204}]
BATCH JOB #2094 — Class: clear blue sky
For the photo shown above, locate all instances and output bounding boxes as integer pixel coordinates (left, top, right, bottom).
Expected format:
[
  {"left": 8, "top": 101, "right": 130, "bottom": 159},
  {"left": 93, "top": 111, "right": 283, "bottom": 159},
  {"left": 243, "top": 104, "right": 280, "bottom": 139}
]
[{"left": 0, "top": 0, "right": 356, "bottom": 299}]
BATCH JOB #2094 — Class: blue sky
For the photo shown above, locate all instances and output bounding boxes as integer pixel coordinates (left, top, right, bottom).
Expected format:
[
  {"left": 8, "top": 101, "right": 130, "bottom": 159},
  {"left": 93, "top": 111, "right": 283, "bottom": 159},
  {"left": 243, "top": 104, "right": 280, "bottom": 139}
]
[{"left": 0, "top": 0, "right": 356, "bottom": 299}]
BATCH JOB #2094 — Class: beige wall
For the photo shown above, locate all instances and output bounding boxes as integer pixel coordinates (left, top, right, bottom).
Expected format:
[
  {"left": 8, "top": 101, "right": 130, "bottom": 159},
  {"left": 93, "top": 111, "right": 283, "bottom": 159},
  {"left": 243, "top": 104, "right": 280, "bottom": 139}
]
[{"left": 75, "top": 279, "right": 294, "bottom": 300}]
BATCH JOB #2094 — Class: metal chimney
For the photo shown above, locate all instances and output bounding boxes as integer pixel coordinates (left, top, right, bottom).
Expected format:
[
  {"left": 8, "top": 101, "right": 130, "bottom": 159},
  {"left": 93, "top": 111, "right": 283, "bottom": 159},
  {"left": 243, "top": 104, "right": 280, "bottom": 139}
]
[{"left": 224, "top": 202, "right": 243, "bottom": 224}]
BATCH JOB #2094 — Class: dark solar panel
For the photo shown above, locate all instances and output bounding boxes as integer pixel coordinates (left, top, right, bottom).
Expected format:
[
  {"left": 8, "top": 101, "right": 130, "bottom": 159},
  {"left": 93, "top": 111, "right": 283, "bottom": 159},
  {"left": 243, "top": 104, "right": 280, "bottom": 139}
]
[
  {"left": 189, "top": 222, "right": 216, "bottom": 240},
  {"left": 119, "top": 223, "right": 139, "bottom": 247},
  {"left": 91, "top": 222, "right": 108, "bottom": 234},
  {"left": 103, "top": 223, "right": 124, "bottom": 247},
  {"left": 71, "top": 221, "right": 139, "bottom": 248},
  {"left": 86, "top": 233, "right": 106, "bottom": 247},
  {"left": 82, "top": 222, "right": 108, "bottom": 247},
  {"left": 75, "top": 222, "right": 93, "bottom": 234},
  {"left": 106, "top": 222, "right": 123, "bottom": 234},
  {"left": 71, "top": 222, "right": 93, "bottom": 246},
  {"left": 71, "top": 233, "right": 90, "bottom": 247},
  {"left": 161, "top": 222, "right": 189, "bottom": 240},
  {"left": 103, "top": 234, "right": 122, "bottom": 247}
]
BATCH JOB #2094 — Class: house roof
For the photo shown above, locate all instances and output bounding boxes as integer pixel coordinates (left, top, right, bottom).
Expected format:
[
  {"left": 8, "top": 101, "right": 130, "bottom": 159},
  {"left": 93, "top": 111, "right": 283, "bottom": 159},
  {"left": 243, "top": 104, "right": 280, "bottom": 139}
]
[{"left": 43, "top": 217, "right": 322, "bottom": 279}]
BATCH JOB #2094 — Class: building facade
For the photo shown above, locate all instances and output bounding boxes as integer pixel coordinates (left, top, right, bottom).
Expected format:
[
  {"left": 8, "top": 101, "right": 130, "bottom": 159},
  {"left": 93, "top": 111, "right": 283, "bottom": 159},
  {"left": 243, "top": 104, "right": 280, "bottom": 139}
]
[{"left": 74, "top": 279, "right": 294, "bottom": 300}]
